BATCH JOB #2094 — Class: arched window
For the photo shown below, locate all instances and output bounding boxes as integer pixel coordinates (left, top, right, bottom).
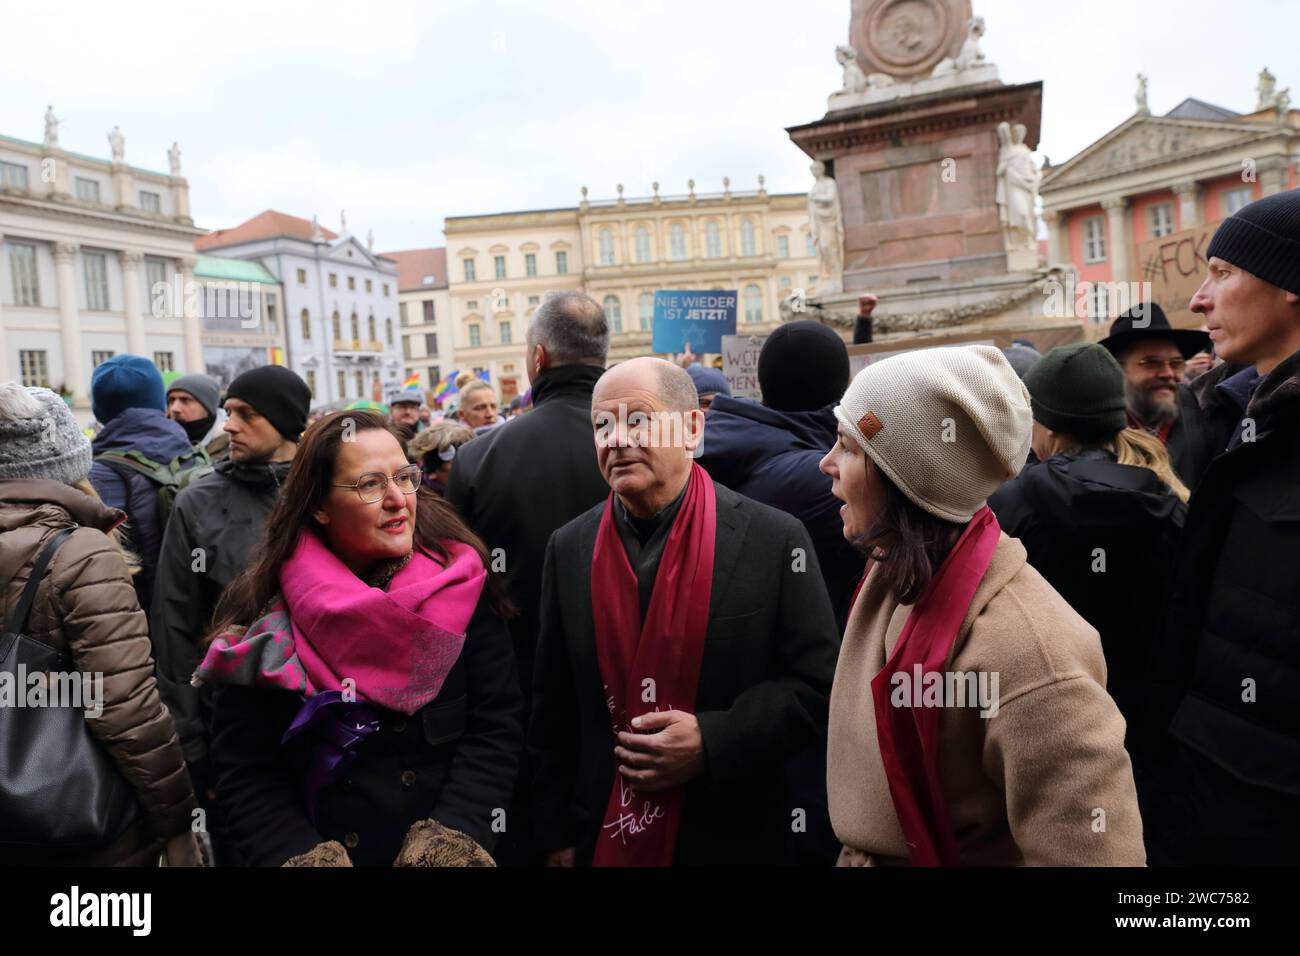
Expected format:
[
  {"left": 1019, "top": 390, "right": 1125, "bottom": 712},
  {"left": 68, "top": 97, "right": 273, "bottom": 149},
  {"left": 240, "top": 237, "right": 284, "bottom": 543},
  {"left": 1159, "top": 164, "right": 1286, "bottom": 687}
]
[
  {"left": 602, "top": 294, "right": 623, "bottom": 333},
  {"left": 744, "top": 284, "right": 763, "bottom": 323},
  {"left": 635, "top": 225, "right": 651, "bottom": 263},
  {"left": 599, "top": 228, "right": 615, "bottom": 265},
  {"left": 331, "top": 310, "right": 340, "bottom": 340},
  {"left": 350, "top": 312, "right": 359, "bottom": 341},
  {"left": 669, "top": 223, "right": 686, "bottom": 260},
  {"left": 740, "top": 218, "right": 757, "bottom": 256},
  {"left": 705, "top": 221, "right": 722, "bottom": 258},
  {"left": 639, "top": 292, "right": 654, "bottom": 331},
  {"left": 300, "top": 308, "right": 311, "bottom": 340}
]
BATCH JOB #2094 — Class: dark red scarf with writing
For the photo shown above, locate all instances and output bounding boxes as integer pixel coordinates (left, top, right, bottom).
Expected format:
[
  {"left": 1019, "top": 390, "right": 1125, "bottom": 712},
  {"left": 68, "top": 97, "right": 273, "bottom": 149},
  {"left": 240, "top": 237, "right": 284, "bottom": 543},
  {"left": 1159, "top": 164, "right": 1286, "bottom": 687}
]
[
  {"left": 589, "top": 463, "right": 716, "bottom": 866},
  {"left": 868, "top": 505, "right": 1001, "bottom": 866}
]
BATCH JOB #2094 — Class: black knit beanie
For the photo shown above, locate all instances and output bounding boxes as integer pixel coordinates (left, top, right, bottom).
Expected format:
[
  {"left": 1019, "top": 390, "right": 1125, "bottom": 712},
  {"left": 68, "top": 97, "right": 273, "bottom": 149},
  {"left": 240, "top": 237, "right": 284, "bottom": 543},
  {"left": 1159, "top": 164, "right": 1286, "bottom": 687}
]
[
  {"left": 758, "top": 320, "right": 850, "bottom": 412},
  {"left": 223, "top": 366, "right": 312, "bottom": 441},
  {"left": 1206, "top": 188, "right": 1300, "bottom": 295},
  {"left": 1022, "top": 342, "right": 1127, "bottom": 439}
]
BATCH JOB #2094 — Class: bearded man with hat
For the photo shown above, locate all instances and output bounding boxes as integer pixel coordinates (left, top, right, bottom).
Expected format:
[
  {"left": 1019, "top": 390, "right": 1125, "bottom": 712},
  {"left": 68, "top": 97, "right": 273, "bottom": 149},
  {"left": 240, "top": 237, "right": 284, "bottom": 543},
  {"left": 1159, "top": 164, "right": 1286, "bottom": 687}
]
[
  {"left": 167, "top": 372, "right": 229, "bottom": 461},
  {"left": 1145, "top": 188, "right": 1300, "bottom": 865},
  {"left": 1099, "top": 301, "right": 1210, "bottom": 482},
  {"left": 149, "top": 364, "right": 312, "bottom": 864}
]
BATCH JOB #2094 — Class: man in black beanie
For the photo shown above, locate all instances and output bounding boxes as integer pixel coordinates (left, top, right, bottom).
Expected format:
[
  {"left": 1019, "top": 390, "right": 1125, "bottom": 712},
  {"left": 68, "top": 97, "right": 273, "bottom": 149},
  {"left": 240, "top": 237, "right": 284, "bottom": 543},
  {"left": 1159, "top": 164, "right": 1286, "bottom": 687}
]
[
  {"left": 167, "top": 372, "right": 228, "bottom": 461},
  {"left": 1146, "top": 188, "right": 1300, "bottom": 865},
  {"left": 696, "top": 319, "right": 864, "bottom": 867},
  {"left": 150, "top": 364, "right": 312, "bottom": 863}
]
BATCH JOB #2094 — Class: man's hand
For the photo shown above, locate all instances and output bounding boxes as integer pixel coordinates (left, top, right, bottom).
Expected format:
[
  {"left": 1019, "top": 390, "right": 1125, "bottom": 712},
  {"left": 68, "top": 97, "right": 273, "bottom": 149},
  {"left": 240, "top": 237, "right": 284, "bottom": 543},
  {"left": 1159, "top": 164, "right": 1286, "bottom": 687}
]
[
  {"left": 673, "top": 343, "right": 697, "bottom": 369},
  {"left": 613, "top": 710, "right": 705, "bottom": 792},
  {"left": 857, "top": 293, "right": 878, "bottom": 317},
  {"left": 545, "top": 847, "right": 576, "bottom": 867}
]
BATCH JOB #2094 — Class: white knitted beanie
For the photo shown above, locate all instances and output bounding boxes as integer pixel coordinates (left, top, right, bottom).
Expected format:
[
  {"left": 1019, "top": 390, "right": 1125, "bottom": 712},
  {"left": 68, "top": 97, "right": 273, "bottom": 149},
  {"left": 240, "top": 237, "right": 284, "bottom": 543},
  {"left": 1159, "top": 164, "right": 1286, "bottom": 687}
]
[{"left": 833, "top": 345, "right": 1032, "bottom": 523}]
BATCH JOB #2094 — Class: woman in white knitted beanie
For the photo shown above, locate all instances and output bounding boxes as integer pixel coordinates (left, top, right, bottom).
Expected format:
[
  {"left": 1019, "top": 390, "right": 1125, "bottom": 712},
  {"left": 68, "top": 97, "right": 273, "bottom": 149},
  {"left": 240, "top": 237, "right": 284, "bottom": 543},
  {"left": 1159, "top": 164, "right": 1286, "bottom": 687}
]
[{"left": 819, "top": 345, "right": 1146, "bottom": 867}]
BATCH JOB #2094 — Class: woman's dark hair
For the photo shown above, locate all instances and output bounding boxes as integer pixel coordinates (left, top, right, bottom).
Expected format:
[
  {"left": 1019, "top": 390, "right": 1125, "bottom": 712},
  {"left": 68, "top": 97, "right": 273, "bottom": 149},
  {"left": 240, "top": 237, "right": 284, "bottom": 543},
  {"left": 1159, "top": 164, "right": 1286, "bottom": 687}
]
[
  {"left": 209, "top": 410, "right": 512, "bottom": 638},
  {"left": 852, "top": 470, "right": 965, "bottom": 605}
]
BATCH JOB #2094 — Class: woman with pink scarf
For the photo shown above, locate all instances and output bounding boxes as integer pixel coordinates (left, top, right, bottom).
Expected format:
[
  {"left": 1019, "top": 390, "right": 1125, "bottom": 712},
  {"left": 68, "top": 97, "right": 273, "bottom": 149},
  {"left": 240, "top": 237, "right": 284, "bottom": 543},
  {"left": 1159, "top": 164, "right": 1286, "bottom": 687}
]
[{"left": 197, "top": 411, "right": 521, "bottom": 866}]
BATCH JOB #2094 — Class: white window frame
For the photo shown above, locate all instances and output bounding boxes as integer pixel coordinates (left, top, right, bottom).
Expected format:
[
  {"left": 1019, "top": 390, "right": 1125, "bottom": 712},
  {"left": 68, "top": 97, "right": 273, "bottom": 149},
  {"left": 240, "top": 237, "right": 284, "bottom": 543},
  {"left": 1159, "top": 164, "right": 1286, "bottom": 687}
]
[
  {"left": 1224, "top": 187, "right": 1253, "bottom": 216},
  {"left": 634, "top": 226, "right": 651, "bottom": 263},
  {"left": 19, "top": 349, "right": 48, "bottom": 387},
  {"left": 1083, "top": 217, "right": 1107, "bottom": 264},
  {"left": 599, "top": 229, "right": 615, "bottom": 266},
  {"left": 0, "top": 160, "right": 30, "bottom": 189},
  {"left": 1149, "top": 203, "right": 1175, "bottom": 238},
  {"left": 9, "top": 242, "right": 41, "bottom": 306},
  {"left": 638, "top": 292, "right": 654, "bottom": 331},
  {"left": 740, "top": 219, "right": 757, "bottom": 256},
  {"left": 704, "top": 221, "right": 722, "bottom": 259},
  {"left": 75, "top": 177, "right": 101, "bottom": 203},
  {"left": 83, "top": 252, "right": 109, "bottom": 310},
  {"left": 669, "top": 223, "right": 687, "bottom": 261},
  {"left": 139, "top": 190, "right": 161, "bottom": 213},
  {"left": 744, "top": 284, "right": 763, "bottom": 323},
  {"left": 776, "top": 235, "right": 789, "bottom": 259},
  {"left": 603, "top": 295, "right": 622, "bottom": 332}
]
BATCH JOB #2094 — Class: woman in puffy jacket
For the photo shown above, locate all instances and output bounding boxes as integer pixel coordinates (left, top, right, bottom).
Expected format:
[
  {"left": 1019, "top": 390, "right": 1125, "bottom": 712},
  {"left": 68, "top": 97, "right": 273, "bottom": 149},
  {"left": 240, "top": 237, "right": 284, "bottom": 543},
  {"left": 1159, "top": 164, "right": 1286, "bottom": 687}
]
[{"left": 0, "top": 383, "right": 201, "bottom": 866}]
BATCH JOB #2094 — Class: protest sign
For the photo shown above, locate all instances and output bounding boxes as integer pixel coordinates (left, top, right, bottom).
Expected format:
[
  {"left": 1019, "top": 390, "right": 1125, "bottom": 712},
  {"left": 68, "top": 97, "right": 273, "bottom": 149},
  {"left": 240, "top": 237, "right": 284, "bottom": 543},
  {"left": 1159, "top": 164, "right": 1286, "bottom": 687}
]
[
  {"left": 652, "top": 290, "right": 738, "bottom": 353},
  {"left": 721, "top": 334, "right": 766, "bottom": 399}
]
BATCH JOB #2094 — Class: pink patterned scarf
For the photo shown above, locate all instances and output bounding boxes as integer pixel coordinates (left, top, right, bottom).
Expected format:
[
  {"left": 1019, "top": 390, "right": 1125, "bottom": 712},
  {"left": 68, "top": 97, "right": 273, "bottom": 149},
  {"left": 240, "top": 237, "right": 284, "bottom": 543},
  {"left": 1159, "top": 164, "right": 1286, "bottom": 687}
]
[{"left": 194, "top": 530, "right": 485, "bottom": 715}]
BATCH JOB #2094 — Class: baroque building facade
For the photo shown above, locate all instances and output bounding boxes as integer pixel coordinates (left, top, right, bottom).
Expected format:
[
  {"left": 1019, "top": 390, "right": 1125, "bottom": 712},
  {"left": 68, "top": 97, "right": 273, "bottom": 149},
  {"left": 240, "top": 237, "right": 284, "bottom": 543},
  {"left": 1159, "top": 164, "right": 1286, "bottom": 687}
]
[{"left": 443, "top": 179, "right": 819, "bottom": 399}]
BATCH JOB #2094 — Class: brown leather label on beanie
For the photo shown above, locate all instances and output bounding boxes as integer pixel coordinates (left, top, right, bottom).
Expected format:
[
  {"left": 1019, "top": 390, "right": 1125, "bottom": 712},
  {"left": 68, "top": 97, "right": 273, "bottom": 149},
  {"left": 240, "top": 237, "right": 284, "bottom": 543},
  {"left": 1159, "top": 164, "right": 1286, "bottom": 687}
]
[{"left": 857, "top": 412, "right": 884, "bottom": 440}]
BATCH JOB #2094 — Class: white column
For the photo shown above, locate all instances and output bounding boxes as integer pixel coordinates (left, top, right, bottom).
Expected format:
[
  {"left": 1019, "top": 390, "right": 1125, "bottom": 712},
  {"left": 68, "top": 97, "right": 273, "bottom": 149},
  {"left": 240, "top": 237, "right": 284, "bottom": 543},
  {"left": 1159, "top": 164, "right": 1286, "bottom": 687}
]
[
  {"left": 0, "top": 233, "right": 8, "bottom": 384},
  {"left": 1172, "top": 180, "right": 1201, "bottom": 228},
  {"left": 118, "top": 250, "right": 146, "bottom": 355},
  {"left": 178, "top": 256, "right": 203, "bottom": 373},
  {"left": 1043, "top": 209, "right": 1068, "bottom": 266},
  {"left": 1102, "top": 196, "right": 1131, "bottom": 283},
  {"left": 53, "top": 242, "right": 87, "bottom": 406}
]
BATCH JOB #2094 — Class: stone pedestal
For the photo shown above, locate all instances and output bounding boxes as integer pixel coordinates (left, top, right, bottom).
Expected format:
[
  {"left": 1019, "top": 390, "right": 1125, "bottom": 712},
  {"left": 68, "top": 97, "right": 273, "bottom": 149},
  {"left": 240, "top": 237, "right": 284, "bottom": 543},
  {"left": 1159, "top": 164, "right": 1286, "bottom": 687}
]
[{"left": 788, "top": 79, "right": 1043, "bottom": 292}]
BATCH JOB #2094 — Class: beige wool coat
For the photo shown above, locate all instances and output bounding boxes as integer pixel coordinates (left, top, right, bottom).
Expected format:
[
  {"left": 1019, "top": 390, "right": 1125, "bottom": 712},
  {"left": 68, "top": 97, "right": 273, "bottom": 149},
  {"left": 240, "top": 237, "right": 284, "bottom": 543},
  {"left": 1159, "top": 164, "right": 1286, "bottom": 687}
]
[{"left": 828, "top": 533, "right": 1146, "bottom": 866}]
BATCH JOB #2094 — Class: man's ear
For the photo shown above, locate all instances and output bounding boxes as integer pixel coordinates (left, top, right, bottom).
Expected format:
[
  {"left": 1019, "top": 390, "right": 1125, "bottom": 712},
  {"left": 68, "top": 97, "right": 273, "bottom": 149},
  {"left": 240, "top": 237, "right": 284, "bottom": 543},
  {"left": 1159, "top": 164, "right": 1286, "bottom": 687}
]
[{"left": 534, "top": 343, "right": 548, "bottom": 371}]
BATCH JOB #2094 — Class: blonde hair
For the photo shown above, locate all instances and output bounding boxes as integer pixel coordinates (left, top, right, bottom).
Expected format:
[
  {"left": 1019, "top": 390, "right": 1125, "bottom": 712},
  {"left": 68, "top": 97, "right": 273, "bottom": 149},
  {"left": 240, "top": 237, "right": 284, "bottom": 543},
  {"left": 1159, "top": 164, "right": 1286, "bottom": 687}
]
[
  {"left": 71, "top": 478, "right": 141, "bottom": 571},
  {"left": 1059, "top": 428, "right": 1189, "bottom": 503}
]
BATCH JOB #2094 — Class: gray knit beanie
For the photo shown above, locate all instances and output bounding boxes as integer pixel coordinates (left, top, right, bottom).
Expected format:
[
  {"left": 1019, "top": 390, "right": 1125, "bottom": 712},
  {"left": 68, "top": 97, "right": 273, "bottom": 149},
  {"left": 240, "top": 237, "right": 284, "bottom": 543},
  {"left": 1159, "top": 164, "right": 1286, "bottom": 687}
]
[{"left": 0, "top": 383, "right": 94, "bottom": 485}]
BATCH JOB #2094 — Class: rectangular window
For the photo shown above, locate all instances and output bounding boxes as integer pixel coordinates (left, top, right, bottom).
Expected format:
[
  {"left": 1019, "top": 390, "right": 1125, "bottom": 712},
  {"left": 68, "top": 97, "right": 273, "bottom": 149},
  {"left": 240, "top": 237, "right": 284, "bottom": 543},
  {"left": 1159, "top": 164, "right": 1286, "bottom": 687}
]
[
  {"left": 145, "top": 259, "right": 167, "bottom": 298},
  {"left": 139, "top": 190, "right": 161, "bottom": 213},
  {"left": 306, "top": 369, "right": 317, "bottom": 396},
  {"left": 555, "top": 251, "right": 568, "bottom": 274},
  {"left": 776, "top": 235, "right": 790, "bottom": 259},
  {"left": 19, "top": 350, "right": 48, "bottom": 387},
  {"left": 1149, "top": 203, "right": 1175, "bottom": 238},
  {"left": 383, "top": 284, "right": 390, "bottom": 297},
  {"left": 9, "top": 242, "right": 41, "bottom": 306},
  {"left": 425, "top": 333, "right": 439, "bottom": 354},
  {"left": 1, "top": 160, "right": 31, "bottom": 189},
  {"left": 1087, "top": 282, "right": 1110, "bottom": 325},
  {"left": 500, "top": 321, "right": 512, "bottom": 345},
  {"left": 355, "top": 371, "right": 364, "bottom": 396},
  {"left": 1224, "top": 187, "right": 1253, "bottom": 216},
  {"left": 297, "top": 268, "right": 308, "bottom": 285},
  {"left": 469, "top": 324, "right": 482, "bottom": 347},
  {"left": 400, "top": 302, "right": 409, "bottom": 327},
  {"left": 91, "top": 350, "right": 115, "bottom": 367},
  {"left": 365, "top": 279, "right": 373, "bottom": 293},
  {"left": 423, "top": 300, "right": 435, "bottom": 324},
  {"left": 337, "top": 369, "right": 346, "bottom": 398},
  {"left": 528, "top": 295, "right": 540, "bottom": 307},
  {"left": 463, "top": 258, "right": 477, "bottom": 282},
  {"left": 75, "top": 177, "right": 101, "bottom": 203},
  {"left": 494, "top": 255, "right": 506, "bottom": 279},
  {"left": 403, "top": 336, "right": 412, "bottom": 359},
  {"left": 428, "top": 366, "right": 440, "bottom": 386},
  {"left": 153, "top": 351, "right": 174, "bottom": 372},
  {"left": 525, "top": 253, "right": 537, "bottom": 277},
  {"left": 329, "top": 273, "right": 337, "bottom": 288},
  {"left": 1083, "top": 217, "right": 1107, "bottom": 263},
  {"left": 466, "top": 299, "right": 479, "bottom": 312},
  {"left": 83, "top": 252, "right": 109, "bottom": 310},
  {"left": 347, "top": 276, "right": 356, "bottom": 291},
  {"left": 805, "top": 233, "right": 815, "bottom": 257},
  {"left": 266, "top": 294, "right": 278, "bottom": 333}
]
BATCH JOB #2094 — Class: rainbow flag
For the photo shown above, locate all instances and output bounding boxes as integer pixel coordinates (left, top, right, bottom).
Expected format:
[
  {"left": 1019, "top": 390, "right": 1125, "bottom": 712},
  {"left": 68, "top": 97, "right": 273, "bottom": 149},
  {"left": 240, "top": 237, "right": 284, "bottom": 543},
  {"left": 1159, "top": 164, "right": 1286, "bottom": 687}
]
[
  {"left": 400, "top": 372, "right": 421, "bottom": 391},
  {"left": 432, "top": 370, "right": 460, "bottom": 400}
]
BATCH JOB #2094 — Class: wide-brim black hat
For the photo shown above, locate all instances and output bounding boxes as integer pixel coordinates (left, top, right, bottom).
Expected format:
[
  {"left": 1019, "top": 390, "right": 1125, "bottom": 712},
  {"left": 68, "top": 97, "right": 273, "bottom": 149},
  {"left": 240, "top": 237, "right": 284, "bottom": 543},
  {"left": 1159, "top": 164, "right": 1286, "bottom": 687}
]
[{"left": 1098, "top": 302, "right": 1211, "bottom": 360}]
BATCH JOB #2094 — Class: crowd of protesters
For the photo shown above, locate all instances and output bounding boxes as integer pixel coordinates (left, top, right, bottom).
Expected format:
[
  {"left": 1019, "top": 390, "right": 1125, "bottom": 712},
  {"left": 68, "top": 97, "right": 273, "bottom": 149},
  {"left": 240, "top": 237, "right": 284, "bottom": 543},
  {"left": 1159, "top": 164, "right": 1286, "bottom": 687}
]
[{"left": 0, "top": 189, "right": 1296, "bottom": 867}]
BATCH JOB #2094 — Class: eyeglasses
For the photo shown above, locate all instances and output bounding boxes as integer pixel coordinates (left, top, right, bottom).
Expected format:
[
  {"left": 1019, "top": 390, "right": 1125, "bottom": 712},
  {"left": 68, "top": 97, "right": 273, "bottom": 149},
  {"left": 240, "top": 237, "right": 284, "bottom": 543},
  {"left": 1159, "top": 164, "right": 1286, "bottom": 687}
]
[
  {"left": 333, "top": 464, "right": 423, "bottom": 503},
  {"left": 1134, "top": 357, "right": 1187, "bottom": 373}
]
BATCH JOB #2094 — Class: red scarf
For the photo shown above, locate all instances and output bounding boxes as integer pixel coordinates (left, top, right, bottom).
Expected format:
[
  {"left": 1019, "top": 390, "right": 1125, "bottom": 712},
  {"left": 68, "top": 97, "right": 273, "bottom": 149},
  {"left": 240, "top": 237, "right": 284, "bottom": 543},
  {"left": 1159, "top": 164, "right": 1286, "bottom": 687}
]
[
  {"left": 868, "top": 506, "right": 1001, "bottom": 866},
  {"left": 1127, "top": 410, "right": 1174, "bottom": 445},
  {"left": 588, "top": 463, "right": 716, "bottom": 866}
]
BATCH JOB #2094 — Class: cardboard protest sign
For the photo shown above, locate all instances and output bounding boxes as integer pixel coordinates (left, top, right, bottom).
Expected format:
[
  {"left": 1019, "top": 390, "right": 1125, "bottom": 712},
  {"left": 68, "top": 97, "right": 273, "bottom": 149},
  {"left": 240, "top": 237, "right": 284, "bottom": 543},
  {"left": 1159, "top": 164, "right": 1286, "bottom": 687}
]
[
  {"left": 721, "top": 334, "right": 766, "bottom": 400},
  {"left": 1135, "top": 220, "right": 1221, "bottom": 329},
  {"left": 651, "top": 290, "right": 737, "bottom": 353}
]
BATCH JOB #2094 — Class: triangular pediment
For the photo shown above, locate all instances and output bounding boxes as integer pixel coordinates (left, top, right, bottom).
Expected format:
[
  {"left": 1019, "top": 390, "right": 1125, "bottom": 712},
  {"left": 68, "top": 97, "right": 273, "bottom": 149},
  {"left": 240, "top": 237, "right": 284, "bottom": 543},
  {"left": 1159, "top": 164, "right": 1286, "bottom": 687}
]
[{"left": 1042, "top": 115, "right": 1275, "bottom": 190}]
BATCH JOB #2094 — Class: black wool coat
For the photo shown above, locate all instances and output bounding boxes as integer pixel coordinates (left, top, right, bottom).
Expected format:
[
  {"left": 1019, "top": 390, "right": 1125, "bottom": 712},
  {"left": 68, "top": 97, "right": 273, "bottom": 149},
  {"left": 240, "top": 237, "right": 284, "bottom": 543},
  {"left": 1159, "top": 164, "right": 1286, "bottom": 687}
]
[
  {"left": 209, "top": 600, "right": 522, "bottom": 866},
  {"left": 529, "top": 480, "right": 840, "bottom": 866}
]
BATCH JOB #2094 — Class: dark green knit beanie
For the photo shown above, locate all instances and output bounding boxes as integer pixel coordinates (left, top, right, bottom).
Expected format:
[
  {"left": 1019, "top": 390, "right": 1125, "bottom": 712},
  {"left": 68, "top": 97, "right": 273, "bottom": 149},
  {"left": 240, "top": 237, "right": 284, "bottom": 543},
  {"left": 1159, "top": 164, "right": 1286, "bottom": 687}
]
[{"left": 1022, "top": 342, "right": 1127, "bottom": 439}]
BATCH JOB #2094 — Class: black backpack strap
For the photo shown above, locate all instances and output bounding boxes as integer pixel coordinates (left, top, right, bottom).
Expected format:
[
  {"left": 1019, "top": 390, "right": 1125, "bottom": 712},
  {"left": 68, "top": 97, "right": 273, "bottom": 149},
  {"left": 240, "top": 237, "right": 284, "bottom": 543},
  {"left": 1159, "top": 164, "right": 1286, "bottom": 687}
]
[{"left": 2, "top": 528, "right": 75, "bottom": 652}]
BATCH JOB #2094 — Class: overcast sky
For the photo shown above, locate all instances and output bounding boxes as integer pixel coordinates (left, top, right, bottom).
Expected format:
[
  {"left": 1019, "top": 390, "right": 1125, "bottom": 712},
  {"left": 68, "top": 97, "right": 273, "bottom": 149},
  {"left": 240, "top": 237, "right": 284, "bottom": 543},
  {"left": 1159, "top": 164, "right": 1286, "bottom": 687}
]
[{"left": 4, "top": 0, "right": 1295, "bottom": 250}]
